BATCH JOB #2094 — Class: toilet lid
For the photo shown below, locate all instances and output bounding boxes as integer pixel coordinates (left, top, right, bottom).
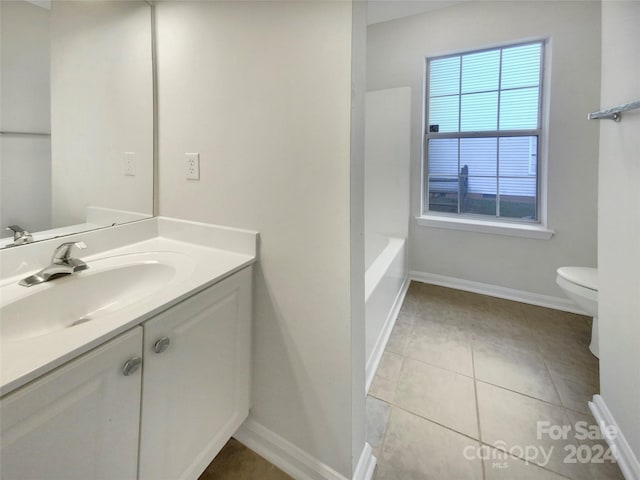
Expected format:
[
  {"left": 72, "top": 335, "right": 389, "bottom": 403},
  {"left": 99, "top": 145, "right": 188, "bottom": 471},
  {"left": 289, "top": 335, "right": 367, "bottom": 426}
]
[{"left": 557, "top": 267, "right": 598, "bottom": 291}]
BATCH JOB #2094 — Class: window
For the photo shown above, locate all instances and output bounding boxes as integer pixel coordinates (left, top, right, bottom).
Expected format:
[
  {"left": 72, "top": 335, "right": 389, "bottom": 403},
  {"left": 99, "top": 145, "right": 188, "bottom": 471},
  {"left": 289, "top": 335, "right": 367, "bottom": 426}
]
[{"left": 424, "top": 42, "right": 544, "bottom": 223}]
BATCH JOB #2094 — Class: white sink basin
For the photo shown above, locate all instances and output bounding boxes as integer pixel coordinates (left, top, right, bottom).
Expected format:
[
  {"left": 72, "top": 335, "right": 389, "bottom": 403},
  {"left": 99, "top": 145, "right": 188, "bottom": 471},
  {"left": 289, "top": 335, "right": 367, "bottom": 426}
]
[
  {"left": 0, "top": 218, "right": 258, "bottom": 397},
  {"left": 1, "top": 251, "right": 194, "bottom": 342}
]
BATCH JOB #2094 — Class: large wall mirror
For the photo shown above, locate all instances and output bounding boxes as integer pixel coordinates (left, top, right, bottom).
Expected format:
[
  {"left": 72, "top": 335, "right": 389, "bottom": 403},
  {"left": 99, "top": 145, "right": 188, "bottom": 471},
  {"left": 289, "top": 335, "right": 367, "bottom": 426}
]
[{"left": 0, "top": 0, "right": 154, "bottom": 249}]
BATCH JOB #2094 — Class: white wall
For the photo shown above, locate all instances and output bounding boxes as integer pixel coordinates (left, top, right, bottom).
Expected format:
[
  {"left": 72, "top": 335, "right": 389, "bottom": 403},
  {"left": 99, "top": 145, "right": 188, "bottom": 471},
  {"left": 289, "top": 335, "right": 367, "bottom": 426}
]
[
  {"left": 597, "top": 0, "right": 640, "bottom": 462},
  {"left": 0, "top": 0, "right": 51, "bottom": 233},
  {"left": 155, "top": 2, "right": 360, "bottom": 476},
  {"left": 364, "top": 87, "right": 411, "bottom": 269},
  {"left": 368, "top": 1, "right": 601, "bottom": 297},
  {"left": 50, "top": 1, "right": 153, "bottom": 228}
]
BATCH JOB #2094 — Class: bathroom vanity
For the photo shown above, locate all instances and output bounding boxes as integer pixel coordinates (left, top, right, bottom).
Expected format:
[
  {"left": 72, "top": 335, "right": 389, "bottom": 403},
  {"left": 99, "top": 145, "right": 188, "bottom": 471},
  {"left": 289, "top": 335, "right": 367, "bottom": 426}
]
[{"left": 0, "top": 217, "right": 257, "bottom": 480}]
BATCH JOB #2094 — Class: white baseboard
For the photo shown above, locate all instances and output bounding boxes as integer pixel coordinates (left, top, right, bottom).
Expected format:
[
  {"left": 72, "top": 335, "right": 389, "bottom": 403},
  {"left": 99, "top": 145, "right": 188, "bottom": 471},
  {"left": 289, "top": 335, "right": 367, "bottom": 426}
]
[
  {"left": 365, "top": 276, "right": 410, "bottom": 393},
  {"left": 409, "top": 270, "right": 586, "bottom": 315},
  {"left": 353, "top": 442, "right": 376, "bottom": 480},
  {"left": 234, "top": 418, "right": 375, "bottom": 480},
  {"left": 589, "top": 395, "right": 640, "bottom": 480}
]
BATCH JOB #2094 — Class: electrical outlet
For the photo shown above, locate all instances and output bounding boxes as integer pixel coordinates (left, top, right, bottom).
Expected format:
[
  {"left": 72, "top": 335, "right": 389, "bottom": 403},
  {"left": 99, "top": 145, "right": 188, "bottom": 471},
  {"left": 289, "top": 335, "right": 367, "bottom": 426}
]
[
  {"left": 185, "top": 153, "right": 200, "bottom": 180},
  {"left": 124, "top": 152, "right": 136, "bottom": 176}
]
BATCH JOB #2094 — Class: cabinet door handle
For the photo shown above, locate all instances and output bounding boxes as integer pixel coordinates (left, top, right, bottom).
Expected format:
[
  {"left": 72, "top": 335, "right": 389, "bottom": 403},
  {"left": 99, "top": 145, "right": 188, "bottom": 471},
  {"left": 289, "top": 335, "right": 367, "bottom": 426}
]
[
  {"left": 122, "top": 357, "right": 142, "bottom": 376},
  {"left": 153, "top": 336, "right": 171, "bottom": 354}
]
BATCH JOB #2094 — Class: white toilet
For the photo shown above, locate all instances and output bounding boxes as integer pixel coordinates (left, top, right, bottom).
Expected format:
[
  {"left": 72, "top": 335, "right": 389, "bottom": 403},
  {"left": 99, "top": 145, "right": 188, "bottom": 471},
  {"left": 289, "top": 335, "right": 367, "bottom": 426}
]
[{"left": 556, "top": 267, "right": 599, "bottom": 358}]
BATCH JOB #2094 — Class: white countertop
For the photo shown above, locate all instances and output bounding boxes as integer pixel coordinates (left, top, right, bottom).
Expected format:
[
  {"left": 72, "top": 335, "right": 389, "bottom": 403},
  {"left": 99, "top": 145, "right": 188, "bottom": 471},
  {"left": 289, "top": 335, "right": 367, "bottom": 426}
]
[{"left": 0, "top": 218, "right": 258, "bottom": 396}]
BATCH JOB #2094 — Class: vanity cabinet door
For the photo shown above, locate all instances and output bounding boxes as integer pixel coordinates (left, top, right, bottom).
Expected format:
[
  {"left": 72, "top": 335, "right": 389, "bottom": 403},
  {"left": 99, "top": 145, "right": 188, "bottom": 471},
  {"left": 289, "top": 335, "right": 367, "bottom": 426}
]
[
  {"left": 139, "top": 267, "right": 252, "bottom": 480},
  {"left": 0, "top": 327, "right": 143, "bottom": 480}
]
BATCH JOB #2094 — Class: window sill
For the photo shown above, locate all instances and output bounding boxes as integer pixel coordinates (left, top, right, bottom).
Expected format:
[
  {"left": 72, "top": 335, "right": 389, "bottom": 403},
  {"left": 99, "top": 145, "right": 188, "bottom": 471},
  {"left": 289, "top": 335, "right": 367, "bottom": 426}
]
[{"left": 416, "top": 215, "right": 554, "bottom": 240}]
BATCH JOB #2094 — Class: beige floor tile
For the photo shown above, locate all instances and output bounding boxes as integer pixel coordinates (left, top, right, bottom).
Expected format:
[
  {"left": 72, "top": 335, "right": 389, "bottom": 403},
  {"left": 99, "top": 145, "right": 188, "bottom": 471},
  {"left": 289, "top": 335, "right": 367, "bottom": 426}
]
[
  {"left": 405, "top": 284, "right": 471, "bottom": 317},
  {"left": 546, "top": 355, "right": 599, "bottom": 389},
  {"left": 385, "top": 322, "right": 411, "bottom": 355},
  {"left": 413, "top": 302, "right": 457, "bottom": 326},
  {"left": 395, "top": 311, "right": 417, "bottom": 327},
  {"left": 400, "top": 284, "right": 430, "bottom": 315},
  {"left": 538, "top": 340, "right": 599, "bottom": 415},
  {"left": 372, "top": 446, "right": 380, "bottom": 462},
  {"left": 405, "top": 321, "right": 474, "bottom": 376},
  {"left": 484, "top": 452, "right": 570, "bottom": 480},
  {"left": 533, "top": 314, "right": 593, "bottom": 345},
  {"left": 367, "top": 396, "right": 391, "bottom": 449},
  {"left": 370, "top": 375, "right": 398, "bottom": 403},
  {"left": 472, "top": 313, "right": 536, "bottom": 351},
  {"left": 472, "top": 323, "right": 538, "bottom": 353},
  {"left": 394, "top": 359, "right": 479, "bottom": 438},
  {"left": 198, "top": 438, "right": 292, "bottom": 480},
  {"left": 375, "top": 351, "right": 403, "bottom": 382},
  {"left": 371, "top": 283, "right": 608, "bottom": 480},
  {"left": 375, "top": 407, "right": 483, "bottom": 480},
  {"left": 473, "top": 338, "right": 561, "bottom": 405},
  {"left": 477, "top": 382, "right": 592, "bottom": 480},
  {"left": 547, "top": 367, "right": 598, "bottom": 414},
  {"left": 535, "top": 328, "right": 595, "bottom": 360},
  {"left": 565, "top": 410, "right": 625, "bottom": 480},
  {"left": 538, "top": 337, "right": 599, "bottom": 379},
  {"left": 399, "top": 300, "right": 422, "bottom": 317}
]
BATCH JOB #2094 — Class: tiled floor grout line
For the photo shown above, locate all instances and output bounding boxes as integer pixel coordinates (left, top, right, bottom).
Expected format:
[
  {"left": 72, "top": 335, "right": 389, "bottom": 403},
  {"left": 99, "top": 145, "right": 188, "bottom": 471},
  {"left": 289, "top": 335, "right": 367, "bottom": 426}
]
[
  {"left": 369, "top": 354, "right": 408, "bottom": 461},
  {"left": 369, "top": 352, "right": 405, "bottom": 478},
  {"left": 386, "top": 401, "right": 579, "bottom": 480},
  {"left": 486, "top": 443, "right": 576, "bottom": 480},
  {"left": 397, "top": 343, "right": 594, "bottom": 417},
  {"left": 475, "top": 323, "right": 598, "bottom": 416},
  {"left": 371, "top": 400, "right": 392, "bottom": 478},
  {"left": 470, "top": 340, "right": 487, "bottom": 480},
  {"left": 473, "top": 378, "right": 593, "bottom": 417},
  {"left": 367, "top": 391, "right": 389, "bottom": 404},
  {"left": 371, "top": 374, "right": 600, "bottom": 478},
  {"left": 390, "top": 402, "right": 482, "bottom": 443},
  {"left": 529, "top": 328, "right": 571, "bottom": 415},
  {"left": 540, "top": 355, "right": 572, "bottom": 411},
  {"left": 371, "top": 285, "right": 611, "bottom": 480},
  {"left": 393, "top": 353, "right": 406, "bottom": 403},
  {"left": 402, "top": 351, "right": 475, "bottom": 379}
]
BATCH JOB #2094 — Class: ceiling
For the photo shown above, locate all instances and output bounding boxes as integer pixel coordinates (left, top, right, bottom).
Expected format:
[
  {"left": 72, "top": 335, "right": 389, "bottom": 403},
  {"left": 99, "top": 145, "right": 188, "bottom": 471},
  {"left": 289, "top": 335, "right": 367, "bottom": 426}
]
[{"left": 367, "top": 0, "right": 464, "bottom": 25}]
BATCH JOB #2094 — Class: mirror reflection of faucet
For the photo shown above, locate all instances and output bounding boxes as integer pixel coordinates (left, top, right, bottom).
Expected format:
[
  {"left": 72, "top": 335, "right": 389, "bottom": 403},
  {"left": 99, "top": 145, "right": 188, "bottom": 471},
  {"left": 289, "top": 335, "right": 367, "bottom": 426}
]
[
  {"left": 5, "top": 225, "right": 33, "bottom": 247},
  {"left": 19, "top": 242, "right": 89, "bottom": 287}
]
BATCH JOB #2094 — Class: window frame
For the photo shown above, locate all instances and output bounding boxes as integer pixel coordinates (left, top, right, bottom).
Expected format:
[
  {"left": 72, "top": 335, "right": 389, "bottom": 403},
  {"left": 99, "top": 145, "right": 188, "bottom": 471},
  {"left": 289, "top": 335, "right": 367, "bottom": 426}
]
[{"left": 421, "top": 40, "right": 548, "bottom": 231}]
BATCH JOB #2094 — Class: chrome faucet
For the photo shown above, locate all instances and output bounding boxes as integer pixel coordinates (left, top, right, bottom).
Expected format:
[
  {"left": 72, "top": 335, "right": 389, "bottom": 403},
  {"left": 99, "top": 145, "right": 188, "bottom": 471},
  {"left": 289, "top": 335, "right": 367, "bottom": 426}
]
[
  {"left": 5, "top": 225, "right": 33, "bottom": 246},
  {"left": 19, "top": 242, "right": 89, "bottom": 287}
]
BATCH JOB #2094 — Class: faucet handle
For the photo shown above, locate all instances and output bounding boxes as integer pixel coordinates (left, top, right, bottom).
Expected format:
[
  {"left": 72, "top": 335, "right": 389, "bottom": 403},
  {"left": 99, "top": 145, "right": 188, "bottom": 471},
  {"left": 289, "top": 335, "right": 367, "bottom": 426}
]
[
  {"left": 6, "top": 225, "right": 33, "bottom": 244},
  {"left": 52, "top": 241, "right": 87, "bottom": 263},
  {"left": 6, "top": 225, "right": 26, "bottom": 234}
]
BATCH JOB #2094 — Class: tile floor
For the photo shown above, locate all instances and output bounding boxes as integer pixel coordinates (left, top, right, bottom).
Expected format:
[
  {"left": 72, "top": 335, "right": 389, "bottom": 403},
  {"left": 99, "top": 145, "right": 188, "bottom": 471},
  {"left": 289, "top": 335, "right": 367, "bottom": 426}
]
[
  {"left": 368, "top": 282, "right": 624, "bottom": 480},
  {"left": 198, "top": 438, "right": 292, "bottom": 480}
]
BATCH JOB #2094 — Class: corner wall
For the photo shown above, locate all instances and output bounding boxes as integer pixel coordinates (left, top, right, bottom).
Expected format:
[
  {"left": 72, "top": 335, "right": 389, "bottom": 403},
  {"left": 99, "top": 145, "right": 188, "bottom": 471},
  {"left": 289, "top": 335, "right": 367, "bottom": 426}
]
[
  {"left": 155, "top": 2, "right": 358, "bottom": 477},
  {"left": 367, "top": 1, "right": 601, "bottom": 298},
  {"left": 597, "top": 0, "right": 640, "bottom": 463}
]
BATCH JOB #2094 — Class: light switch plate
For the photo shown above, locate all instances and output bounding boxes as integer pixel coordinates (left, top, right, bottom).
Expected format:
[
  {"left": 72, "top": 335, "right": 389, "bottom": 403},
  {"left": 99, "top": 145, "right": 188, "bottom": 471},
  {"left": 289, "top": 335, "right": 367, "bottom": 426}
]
[
  {"left": 124, "top": 152, "right": 136, "bottom": 176},
  {"left": 185, "top": 153, "right": 200, "bottom": 180}
]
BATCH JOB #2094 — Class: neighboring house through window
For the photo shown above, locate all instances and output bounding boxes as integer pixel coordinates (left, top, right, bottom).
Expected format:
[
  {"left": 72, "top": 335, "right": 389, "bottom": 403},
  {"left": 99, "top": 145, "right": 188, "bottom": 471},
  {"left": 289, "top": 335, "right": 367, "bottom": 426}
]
[{"left": 424, "top": 41, "right": 544, "bottom": 223}]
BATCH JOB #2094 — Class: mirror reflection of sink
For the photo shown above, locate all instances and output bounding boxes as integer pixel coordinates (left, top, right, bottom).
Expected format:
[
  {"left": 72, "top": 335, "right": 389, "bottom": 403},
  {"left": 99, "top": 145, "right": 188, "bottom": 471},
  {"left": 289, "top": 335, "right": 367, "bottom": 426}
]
[{"left": 1, "top": 252, "right": 193, "bottom": 342}]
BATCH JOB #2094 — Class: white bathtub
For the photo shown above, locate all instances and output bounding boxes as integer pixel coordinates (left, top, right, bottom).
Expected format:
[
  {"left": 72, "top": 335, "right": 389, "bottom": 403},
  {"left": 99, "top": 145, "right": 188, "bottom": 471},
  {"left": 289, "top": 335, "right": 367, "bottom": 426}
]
[{"left": 365, "top": 236, "right": 408, "bottom": 391}]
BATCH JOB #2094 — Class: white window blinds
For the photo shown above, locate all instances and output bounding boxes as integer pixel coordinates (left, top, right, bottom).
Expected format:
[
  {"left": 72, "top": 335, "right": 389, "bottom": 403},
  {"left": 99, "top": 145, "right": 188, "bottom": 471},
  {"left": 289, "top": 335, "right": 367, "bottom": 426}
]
[{"left": 425, "top": 41, "right": 543, "bottom": 220}]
